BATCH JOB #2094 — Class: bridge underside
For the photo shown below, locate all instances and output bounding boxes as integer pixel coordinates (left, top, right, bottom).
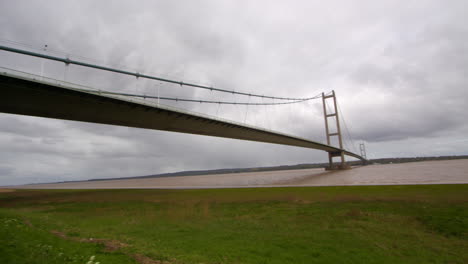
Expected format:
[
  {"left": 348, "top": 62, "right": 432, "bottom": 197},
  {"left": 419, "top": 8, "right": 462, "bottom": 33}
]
[{"left": 0, "top": 72, "right": 364, "bottom": 161}]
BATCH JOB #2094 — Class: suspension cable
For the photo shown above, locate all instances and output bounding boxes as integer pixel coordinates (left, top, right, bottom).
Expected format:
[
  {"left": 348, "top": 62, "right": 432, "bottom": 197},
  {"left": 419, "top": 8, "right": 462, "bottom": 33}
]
[
  {"left": 0, "top": 44, "right": 321, "bottom": 102},
  {"left": 78, "top": 88, "right": 321, "bottom": 106},
  {"left": 337, "top": 101, "right": 358, "bottom": 155}
]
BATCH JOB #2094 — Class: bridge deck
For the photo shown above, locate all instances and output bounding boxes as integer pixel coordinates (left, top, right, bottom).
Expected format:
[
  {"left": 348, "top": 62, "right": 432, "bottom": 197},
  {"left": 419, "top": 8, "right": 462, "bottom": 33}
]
[{"left": 0, "top": 70, "right": 363, "bottom": 160}]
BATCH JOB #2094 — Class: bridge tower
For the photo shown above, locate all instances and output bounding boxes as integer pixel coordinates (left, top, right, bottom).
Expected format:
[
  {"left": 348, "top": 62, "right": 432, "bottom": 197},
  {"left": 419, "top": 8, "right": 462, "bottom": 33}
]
[
  {"left": 359, "top": 143, "right": 369, "bottom": 165},
  {"left": 359, "top": 143, "right": 367, "bottom": 160},
  {"left": 322, "top": 91, "right": 350, "bottom": 170}
]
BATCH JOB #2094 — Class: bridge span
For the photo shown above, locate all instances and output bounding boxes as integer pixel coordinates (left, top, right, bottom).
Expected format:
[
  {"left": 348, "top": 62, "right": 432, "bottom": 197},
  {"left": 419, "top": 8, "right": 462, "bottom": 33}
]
[{"left": 0, "top": 69, "right": 364, "bottom": 161}]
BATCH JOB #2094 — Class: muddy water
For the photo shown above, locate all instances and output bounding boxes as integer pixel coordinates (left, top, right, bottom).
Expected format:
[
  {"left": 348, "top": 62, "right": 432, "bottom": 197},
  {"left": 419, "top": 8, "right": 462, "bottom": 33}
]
[
  {"left": 284, "top": 159, "right": 468, "bottom": 186},
  {"left": 16, "top": 159, "right": 468, "bottom": 189}
]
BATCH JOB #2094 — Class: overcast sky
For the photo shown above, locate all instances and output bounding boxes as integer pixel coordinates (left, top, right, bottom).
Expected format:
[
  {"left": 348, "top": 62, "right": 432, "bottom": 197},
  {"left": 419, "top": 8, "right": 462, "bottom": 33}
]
[{"left": 1, "top": 0, "right": 467, "bottom": 185}]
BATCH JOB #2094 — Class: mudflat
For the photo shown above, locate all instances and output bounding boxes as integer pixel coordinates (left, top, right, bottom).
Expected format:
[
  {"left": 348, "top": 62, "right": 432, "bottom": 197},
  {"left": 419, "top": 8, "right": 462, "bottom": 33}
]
[{"left": 15, "top": 159, "right": 468, "bottom": 189}]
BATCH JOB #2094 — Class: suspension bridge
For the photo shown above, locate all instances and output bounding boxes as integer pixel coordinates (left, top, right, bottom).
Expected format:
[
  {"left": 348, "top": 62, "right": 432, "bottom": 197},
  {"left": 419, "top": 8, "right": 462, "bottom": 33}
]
[{"left": 0, "top": 44, "right": 366, "bottom": 169}]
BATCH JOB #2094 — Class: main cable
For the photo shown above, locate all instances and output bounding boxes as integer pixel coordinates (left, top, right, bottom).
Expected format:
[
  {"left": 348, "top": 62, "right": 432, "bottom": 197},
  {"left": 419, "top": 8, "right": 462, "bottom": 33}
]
[{"left": 0, "top": 44, "right": 321, "bottom": 102}]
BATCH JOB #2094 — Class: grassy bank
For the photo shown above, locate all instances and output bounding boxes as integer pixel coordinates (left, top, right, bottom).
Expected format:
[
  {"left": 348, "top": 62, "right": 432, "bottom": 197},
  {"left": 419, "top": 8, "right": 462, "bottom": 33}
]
[{"left": 0, "top": 185, "right": 467, "bottom": 264}]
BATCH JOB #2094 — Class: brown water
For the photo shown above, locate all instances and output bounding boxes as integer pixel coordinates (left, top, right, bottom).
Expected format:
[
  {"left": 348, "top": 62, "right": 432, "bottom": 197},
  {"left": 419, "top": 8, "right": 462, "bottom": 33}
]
[{"left": 16, "top": 159, "right": 468, "bottom": 189}]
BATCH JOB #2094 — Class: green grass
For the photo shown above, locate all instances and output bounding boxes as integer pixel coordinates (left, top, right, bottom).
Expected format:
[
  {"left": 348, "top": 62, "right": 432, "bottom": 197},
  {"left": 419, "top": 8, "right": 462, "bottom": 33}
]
[{"left": 0, "top": 185, "right": 467, "bottom": 264}]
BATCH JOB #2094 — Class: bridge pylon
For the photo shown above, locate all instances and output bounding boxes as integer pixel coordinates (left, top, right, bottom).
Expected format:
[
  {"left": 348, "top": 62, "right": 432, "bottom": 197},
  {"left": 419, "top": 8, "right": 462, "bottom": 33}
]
[
  {"left": 322, "top": 91, "right": 350, "bottom": 170},
  {"left": 359, "top": 143, "right": 369, "bottom": 165}
]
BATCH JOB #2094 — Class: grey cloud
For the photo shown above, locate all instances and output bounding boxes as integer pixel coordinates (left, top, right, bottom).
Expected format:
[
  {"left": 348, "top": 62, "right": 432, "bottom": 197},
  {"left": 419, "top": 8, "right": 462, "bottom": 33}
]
[
  {"left": 341, "top": 6, "right": 468, "bottom": 142},
  {"left": 0, "top": 115, "right": 61, "bottom": 138}
]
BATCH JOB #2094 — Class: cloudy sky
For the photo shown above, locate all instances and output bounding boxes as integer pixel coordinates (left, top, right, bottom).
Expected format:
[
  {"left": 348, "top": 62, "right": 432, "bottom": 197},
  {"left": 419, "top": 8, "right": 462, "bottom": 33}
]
[{"left": 1, "top": 0, "right": 467, "bottom": 185}]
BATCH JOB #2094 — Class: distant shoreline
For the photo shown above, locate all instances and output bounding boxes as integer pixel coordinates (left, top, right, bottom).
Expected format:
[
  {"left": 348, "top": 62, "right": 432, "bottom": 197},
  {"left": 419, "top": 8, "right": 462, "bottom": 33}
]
[{"left": 2, "top": 156, "right": 468, "bottom": 189}]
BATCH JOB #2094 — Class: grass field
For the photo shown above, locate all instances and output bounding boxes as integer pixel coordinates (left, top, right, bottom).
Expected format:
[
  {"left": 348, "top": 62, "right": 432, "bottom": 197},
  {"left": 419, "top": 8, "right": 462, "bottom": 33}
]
[{"left": 0, "top": 185, "right": 467, "bottom": 264}]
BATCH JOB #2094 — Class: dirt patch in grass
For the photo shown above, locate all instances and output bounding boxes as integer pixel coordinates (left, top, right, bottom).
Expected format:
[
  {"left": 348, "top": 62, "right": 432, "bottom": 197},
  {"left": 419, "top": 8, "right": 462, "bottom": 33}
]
[
  {"left": 50, "top": 230, "right": 67, "bottom": 239},
  {"left": 22, "top": 219, "right": 33, "bottom": 227},
  {"left": 50, "top": 229, "right": 169, "bottom": 263},
  {"left": 345, "top": 209, "right": 366, "bottom": 219},
  {"left": 50, "top": 230, "right": 128, "bottom": 252},
  {"left": 0, "top": 189, "right": 14, "bottom": 193}
]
